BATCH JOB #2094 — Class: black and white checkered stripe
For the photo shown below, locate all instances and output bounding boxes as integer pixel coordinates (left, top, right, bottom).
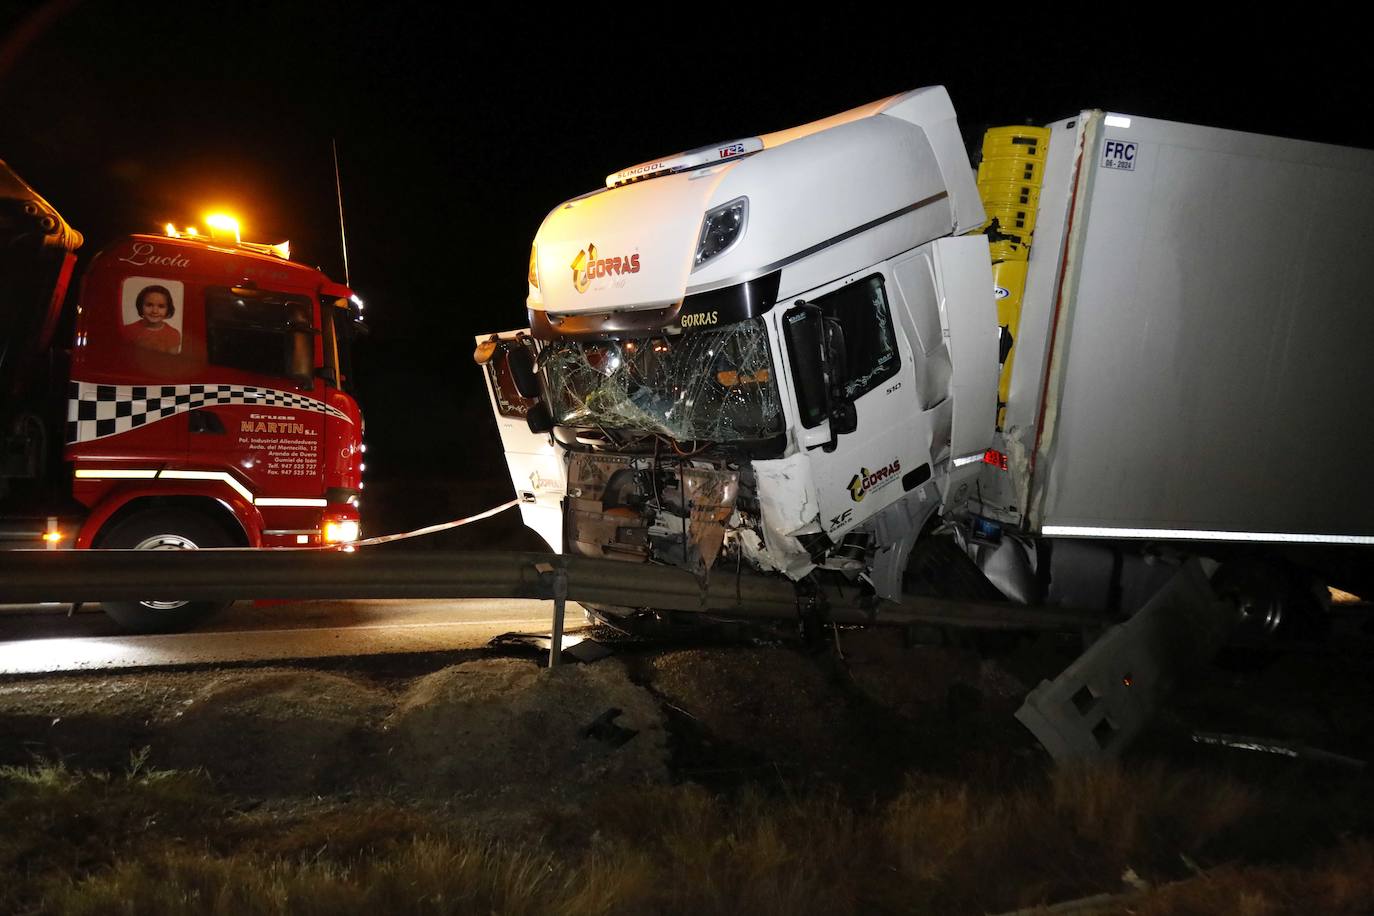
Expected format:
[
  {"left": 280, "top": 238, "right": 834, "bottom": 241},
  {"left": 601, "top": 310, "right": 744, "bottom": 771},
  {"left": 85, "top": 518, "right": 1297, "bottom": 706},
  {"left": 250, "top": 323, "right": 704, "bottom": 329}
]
[{"left": 66, "top": 380, "right": 352, "bottom": 444}]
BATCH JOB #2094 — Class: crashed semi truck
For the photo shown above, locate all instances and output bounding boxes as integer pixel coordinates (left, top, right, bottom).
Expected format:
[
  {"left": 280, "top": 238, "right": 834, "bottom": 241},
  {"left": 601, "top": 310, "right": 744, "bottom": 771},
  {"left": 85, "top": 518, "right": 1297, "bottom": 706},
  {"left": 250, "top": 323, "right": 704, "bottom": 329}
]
[
  {"left": 0, "top": 162, "right": 366, "bottom": 631},
  {"left": 476, "top": 86, "right": 1374, "bottom": 643}
]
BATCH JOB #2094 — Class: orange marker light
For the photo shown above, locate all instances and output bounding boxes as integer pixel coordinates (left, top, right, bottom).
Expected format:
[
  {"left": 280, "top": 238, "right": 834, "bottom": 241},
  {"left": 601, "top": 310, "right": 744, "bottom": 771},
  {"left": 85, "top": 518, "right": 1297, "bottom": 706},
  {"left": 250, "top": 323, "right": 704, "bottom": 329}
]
[{"left": 204, "top": 213, "right": 241, "bottom": 243}]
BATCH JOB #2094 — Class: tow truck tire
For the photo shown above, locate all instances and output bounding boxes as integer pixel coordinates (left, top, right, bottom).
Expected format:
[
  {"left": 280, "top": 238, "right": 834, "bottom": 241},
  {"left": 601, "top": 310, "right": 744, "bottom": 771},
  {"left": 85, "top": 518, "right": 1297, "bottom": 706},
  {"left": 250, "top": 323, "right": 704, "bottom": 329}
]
[{"left": 96, "top": 509, "right": 236, "bottom": 633}]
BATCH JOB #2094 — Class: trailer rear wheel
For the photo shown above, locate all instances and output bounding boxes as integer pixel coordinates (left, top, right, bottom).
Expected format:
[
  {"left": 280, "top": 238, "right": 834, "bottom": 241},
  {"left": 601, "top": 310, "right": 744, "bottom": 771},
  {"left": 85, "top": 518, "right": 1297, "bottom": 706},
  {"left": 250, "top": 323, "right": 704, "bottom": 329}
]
[
  {"left": 1202, "top": 564, "right": 1331, "bottom": 681},
  {"left": 96, "top": 509, "right": 235, "bottom": 633}
]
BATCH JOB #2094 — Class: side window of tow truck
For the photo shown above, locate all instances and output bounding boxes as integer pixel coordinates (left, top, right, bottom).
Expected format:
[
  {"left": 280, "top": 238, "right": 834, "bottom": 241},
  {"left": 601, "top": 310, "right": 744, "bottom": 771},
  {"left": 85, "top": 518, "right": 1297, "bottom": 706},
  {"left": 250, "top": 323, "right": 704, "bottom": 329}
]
[
  {"left": 812, "top": 274, "right": 900, "bottom": 400},
  {"left": 318, "top": 298, "right": 361, "bottom": 394},
  {"left": 205, "top": 287, "right": 314, "bottom": 382}
]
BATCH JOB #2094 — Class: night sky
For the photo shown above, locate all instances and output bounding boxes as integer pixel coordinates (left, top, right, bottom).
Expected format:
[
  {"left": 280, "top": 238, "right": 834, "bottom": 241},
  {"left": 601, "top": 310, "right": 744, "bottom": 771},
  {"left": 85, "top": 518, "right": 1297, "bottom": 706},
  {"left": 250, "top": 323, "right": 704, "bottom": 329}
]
[{"left": 3, "top": 4, "right": 1370, "bottom": 479}]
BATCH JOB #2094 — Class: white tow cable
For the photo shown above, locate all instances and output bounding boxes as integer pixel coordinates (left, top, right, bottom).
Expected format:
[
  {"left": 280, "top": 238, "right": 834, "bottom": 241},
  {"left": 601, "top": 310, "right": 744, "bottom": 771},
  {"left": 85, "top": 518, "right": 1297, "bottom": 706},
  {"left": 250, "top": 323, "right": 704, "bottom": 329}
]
[{"left": 345, "top": 499, "right": 521, "bottom": 548}]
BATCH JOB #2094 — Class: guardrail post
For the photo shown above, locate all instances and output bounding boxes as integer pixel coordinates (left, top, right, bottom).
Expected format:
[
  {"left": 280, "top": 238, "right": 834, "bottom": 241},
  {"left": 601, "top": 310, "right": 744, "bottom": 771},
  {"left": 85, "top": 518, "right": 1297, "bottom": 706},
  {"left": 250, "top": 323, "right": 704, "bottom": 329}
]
[
  {"left": 534, "top": 561, "right": 570, "bottom": 668},
  {"left": 549, "top": 567, "right": 568, "bottom": 668}
]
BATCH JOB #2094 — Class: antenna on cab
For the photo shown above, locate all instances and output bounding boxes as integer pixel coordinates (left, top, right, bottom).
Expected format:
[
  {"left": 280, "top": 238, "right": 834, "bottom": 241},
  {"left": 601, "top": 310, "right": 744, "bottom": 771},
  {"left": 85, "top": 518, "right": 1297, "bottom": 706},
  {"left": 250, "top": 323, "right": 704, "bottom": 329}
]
[{"left": 332, "top": 137, "right": 351, "bottom": 286}]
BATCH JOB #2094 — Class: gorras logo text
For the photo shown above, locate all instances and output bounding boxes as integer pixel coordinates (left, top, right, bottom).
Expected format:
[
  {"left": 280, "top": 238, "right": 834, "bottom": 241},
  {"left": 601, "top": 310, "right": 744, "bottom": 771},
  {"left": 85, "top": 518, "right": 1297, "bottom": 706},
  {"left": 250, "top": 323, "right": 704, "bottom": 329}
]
[
  {"left": 571, "top": 243, "right": 641, "bottom": 293},
  {"left": 847, "top": 459, "right": 901, "bottom": 502}
]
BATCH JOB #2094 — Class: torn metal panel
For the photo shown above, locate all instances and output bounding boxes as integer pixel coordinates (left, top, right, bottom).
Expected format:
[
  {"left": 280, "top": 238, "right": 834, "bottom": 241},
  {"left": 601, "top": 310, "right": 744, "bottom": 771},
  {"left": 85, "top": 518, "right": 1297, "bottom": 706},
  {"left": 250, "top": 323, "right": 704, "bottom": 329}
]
[
  {"left": 749, "top": 451, "right": 821, "bottom": 579},
  {"left": 869, "top": 488, "right": 941, "bottom": 600},
  {"left": 1191, "top": 732, "right": 1366, "bottom": 770},
  {"left": 542, "top": 319, "right": 783, "bottom": 442},
  {"left": 682, "top": 467, "right": 738, "bottom": 571}
]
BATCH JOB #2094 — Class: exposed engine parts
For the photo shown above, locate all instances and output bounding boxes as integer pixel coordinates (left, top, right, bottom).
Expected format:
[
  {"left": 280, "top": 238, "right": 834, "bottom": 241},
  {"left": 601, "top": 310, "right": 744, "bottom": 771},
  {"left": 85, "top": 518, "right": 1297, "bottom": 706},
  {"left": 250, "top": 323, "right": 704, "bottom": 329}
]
[{"left": 566, "top": 451, "right": 743, "bottom": 576}]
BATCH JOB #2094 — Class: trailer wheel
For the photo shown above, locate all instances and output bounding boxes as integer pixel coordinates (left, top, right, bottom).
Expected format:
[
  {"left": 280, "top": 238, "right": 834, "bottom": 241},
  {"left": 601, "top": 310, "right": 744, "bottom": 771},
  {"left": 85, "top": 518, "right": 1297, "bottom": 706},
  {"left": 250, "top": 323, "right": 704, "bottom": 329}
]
[
  {"left": 96, "top": 509, "right": 236, "bottom": 633},
  {"left": 1212, "top": 561, "right": 1330, "bottom": 645}
]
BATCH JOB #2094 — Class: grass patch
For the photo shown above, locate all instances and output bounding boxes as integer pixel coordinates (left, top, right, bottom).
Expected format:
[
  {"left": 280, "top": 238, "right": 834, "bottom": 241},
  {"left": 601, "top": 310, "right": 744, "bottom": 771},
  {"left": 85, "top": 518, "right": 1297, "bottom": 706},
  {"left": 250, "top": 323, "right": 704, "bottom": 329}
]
[{"left": 4, "top": 759, "right": 1372, "bottom": 915}]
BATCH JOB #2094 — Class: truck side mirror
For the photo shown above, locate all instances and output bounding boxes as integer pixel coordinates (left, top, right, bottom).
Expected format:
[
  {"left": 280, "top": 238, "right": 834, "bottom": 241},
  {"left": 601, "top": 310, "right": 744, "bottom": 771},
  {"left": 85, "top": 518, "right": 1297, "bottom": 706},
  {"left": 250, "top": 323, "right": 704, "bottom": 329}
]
[
  {"left": 506, "top": 344, "right": 542, "bottom": 400},
  {"left": 284, "top": 302, "right": 318, "bottom": 389},
  {"left": 526, "top": 400, "right": 554, "bottom": 434},
  {"left": 783, "top": 303, "right": 831, "bottom": 429},
  {"left": 823, "top": 317, "right": 848, "bottom": 391},
  {"left": 821, "top": 317, "right": 857, "bottom": 437}
]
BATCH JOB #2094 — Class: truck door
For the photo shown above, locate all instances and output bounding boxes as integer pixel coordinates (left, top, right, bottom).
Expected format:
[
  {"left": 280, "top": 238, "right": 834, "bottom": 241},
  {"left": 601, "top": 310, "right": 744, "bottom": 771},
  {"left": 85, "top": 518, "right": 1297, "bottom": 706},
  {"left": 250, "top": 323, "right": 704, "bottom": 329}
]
[
  {"left": 474, "top": 330, "right": 566, "bottom": 551},
  {"left": 192, "top": 287, "right": 326, "bottom": 503},
  {"left": 889, "top": 237, "right": 999, "bottom": 513},
  {"left": 67, "top": 273, "right": 193, "bottom": 469},
  {"left": 789, "top": 270, "right": 929, "bottom": 539},
  {"left": 316, "top": 294, "right": 364, "bottom": 496}
]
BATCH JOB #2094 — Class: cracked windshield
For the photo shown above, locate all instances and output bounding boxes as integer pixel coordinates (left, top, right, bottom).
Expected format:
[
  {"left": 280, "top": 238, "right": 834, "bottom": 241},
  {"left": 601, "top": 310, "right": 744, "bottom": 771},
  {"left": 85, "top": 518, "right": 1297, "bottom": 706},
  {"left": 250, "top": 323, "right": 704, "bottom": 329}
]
[{"left": 543, "top": 318, "right": 784, "bottom": 441}]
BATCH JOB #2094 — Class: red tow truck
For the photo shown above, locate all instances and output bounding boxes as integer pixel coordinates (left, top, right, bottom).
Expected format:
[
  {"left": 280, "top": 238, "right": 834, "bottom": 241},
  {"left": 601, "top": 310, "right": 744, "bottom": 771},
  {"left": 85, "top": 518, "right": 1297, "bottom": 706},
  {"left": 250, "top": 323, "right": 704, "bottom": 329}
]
[{"left": 1, "top": 161, "right": 365, "bottom": 631}]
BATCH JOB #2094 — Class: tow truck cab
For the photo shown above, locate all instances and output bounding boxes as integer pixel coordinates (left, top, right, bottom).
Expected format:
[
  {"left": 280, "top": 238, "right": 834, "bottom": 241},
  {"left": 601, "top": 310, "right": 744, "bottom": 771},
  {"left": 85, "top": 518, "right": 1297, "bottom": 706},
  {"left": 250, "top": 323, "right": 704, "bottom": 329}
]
[
  {"left": 2, "top": 158, "right": 366, "bottom": 630},
  {"left": 65, "top": 233, "right": 366, "bottom": 552}
]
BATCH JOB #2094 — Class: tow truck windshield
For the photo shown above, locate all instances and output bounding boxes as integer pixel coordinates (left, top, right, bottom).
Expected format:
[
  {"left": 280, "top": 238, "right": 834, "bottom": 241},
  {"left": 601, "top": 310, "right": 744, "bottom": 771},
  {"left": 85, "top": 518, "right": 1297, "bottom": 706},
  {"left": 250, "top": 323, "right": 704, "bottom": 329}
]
[{"left": 543, "top": 318, "right": 783, "bottom": 442}]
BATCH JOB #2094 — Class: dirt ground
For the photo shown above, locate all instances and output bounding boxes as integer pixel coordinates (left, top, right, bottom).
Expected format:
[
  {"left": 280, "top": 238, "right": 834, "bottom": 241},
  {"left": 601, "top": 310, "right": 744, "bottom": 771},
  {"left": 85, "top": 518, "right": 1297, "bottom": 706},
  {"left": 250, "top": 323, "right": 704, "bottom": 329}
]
[
  {"left": 2, "top": 616, "right": 1373, "bottom": 914},
  {"left": 1, "top": 617, "right": 1369, "bottom": 803},
  {"left": 0, "top": 629, "right": 1041, "bottom": 802}
]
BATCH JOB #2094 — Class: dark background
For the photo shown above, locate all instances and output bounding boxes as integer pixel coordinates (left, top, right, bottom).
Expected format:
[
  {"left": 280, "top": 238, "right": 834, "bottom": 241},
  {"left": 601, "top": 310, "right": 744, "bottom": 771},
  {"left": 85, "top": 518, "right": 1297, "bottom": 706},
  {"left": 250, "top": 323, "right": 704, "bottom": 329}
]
[{"left": 3, "top": 3, "right": 1369, "bottom": 535}]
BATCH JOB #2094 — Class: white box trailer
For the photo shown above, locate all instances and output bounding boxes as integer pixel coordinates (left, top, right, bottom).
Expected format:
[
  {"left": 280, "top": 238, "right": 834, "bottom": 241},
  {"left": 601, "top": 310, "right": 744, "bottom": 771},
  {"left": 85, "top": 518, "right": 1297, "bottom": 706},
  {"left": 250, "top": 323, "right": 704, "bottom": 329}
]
[{"left": 984, "top": 111, "right": 1374, "bottom": 548}]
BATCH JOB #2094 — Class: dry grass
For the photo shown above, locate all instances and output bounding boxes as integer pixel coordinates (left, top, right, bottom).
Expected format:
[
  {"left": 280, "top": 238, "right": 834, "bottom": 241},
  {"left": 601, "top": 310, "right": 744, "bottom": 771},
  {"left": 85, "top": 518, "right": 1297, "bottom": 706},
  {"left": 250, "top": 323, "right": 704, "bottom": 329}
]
[
  {"left": 1080, "top": 840, "right": 1374, "bottom": 915},
  {"left": 4, "top": 759, "right": 1372, "bottom": 915}
]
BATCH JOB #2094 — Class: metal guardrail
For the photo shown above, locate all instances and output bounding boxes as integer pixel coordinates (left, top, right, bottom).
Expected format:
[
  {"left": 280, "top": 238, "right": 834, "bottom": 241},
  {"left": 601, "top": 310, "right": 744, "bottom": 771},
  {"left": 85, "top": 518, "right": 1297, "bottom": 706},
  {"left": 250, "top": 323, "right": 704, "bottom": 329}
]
[
  {"left": 0, "top": 548, "right": 797, "bottom": 614},
  {"left": 0, "top": 547, "right": 1108, "bottom": 633}
]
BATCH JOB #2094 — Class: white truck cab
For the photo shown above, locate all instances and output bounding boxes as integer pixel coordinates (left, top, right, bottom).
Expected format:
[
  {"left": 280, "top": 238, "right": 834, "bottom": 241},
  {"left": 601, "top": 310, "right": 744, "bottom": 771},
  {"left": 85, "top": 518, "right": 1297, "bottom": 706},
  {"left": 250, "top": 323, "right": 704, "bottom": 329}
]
[{"left": 477, "top": 87, "right": 1000, "bottom": 617}]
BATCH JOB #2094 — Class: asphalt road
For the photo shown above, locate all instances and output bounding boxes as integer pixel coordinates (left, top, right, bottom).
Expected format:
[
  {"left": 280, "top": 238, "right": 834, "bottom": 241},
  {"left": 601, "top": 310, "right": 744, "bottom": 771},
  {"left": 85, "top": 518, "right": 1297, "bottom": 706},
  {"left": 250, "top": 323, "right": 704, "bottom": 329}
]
[{"left": 0, "top": 598, "right": 569, "bottom": 675}]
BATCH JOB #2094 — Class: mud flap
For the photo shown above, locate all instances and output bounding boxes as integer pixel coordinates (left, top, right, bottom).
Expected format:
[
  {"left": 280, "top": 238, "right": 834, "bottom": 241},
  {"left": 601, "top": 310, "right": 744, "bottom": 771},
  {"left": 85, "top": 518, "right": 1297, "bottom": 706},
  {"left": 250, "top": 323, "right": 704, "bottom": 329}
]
[{"left": 1015, "top": 558, "right": 1235, "bottom": 761}]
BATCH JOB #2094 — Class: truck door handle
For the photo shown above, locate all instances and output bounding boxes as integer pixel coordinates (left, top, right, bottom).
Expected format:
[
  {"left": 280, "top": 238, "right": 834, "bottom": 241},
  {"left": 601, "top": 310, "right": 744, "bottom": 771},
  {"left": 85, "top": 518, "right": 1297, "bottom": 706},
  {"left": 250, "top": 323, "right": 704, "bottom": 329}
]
[{"left": 189, "top": 410, "right": 226, "bottom": 434}]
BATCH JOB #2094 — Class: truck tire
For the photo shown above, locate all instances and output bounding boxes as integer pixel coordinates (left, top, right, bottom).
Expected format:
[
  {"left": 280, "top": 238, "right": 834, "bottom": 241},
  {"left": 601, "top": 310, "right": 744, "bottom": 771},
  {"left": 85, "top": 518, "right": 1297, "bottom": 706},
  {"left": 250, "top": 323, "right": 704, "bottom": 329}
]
[
  {"left": 95, "top": 509, "right": 236, "bottom": 633},
  {"left": 902, "top": 534, "right": 1015, "bottom": 652}
]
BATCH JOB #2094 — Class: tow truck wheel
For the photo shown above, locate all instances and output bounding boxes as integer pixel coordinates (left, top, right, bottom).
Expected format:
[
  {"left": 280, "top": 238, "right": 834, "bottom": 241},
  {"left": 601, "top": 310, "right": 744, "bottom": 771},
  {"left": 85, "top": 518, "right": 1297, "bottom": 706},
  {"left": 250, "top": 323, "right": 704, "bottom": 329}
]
[{"left": 96, "top": 509, "right": 236, "bottom": 633}]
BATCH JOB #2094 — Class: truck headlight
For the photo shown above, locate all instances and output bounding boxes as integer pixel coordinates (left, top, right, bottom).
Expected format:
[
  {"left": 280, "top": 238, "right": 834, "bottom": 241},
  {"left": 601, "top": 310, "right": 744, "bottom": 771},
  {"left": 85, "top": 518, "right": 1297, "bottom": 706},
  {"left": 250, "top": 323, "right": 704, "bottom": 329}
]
[
  {"left": 694, "top": 197, "right": 748, "bottom": 269},
  {"left": 324, "top": 519, "right": 360, "bottom": 544}
]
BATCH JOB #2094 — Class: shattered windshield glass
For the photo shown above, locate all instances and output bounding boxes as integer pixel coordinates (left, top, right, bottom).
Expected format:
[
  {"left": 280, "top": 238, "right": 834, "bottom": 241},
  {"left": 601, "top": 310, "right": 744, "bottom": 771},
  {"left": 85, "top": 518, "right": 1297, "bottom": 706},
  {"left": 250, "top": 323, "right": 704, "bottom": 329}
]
[{"left": 543, "top": 318, "right": 784, "bottom": 441}]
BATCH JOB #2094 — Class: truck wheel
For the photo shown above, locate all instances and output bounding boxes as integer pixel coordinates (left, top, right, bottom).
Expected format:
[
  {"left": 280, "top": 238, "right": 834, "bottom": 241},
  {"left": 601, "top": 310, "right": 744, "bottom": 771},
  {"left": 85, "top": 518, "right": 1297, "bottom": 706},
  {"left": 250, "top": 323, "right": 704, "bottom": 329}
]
[
  {"left": 903, "top": 534, "right": 1007, "bottom": 602},
  {"left": 902, "top": 534, "right": 1015, "bottom": 653},
  {"left": 96, "top": 509, "right": 236, "bottom": 633},
  {"left": 580, "top": 603, "right": 665, "bottom": 635}
]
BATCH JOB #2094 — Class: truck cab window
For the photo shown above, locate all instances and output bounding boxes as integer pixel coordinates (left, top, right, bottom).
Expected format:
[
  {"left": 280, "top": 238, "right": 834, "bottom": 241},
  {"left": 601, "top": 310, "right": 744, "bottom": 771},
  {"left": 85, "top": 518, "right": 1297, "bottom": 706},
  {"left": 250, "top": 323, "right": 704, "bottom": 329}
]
[
  {"left": 206, "top": 287, "right": 315, "bottom": 382},
  {"left": 811, "top": 274, "right": 899, "bottom": 400},
  {"left": 318, "top": 297, "right": 364, "bottom": 394}
]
